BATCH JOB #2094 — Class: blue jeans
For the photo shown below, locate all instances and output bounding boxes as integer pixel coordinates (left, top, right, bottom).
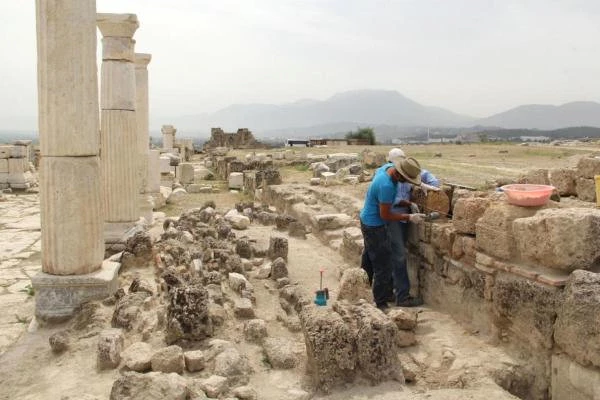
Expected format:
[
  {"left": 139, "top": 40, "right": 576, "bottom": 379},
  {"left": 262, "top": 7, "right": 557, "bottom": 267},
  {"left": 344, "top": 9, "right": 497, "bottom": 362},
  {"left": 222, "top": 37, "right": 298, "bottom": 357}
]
[
  {"left": 360, "top": 221, "right": 393, "bottom": 307},
  {"left": 387, "top": 220, "right": 410, "bottom": 302}
]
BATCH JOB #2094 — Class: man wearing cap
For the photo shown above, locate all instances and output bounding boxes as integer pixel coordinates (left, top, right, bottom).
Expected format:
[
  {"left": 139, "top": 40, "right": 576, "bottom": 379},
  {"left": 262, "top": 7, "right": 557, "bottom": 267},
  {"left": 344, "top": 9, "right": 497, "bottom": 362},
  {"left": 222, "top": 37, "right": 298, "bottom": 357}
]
[
  {"left": 359, "top": 156, "right": 427, "bottom": 311},
  {"left": 386, "top": 148, "right": 440, "bottom": 307}
]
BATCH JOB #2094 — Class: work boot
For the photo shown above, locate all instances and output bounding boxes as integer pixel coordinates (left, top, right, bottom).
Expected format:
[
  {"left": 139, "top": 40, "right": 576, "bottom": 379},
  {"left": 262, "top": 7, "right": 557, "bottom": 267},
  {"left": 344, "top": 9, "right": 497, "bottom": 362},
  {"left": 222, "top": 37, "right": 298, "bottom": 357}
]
[
  {"left": 376, "top": 303, "right": 389, "bottom": 313},
  {"left": 396, "top": 296, "right": 424, "bottom": 307}
]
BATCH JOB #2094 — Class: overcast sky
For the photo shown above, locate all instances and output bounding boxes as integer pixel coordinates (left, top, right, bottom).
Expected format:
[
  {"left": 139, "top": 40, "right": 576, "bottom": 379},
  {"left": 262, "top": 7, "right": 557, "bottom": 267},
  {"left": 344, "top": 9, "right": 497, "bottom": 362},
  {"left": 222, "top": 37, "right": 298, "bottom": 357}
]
[{"left": 1, "top": 0, "right": 599, "bottom": 130}]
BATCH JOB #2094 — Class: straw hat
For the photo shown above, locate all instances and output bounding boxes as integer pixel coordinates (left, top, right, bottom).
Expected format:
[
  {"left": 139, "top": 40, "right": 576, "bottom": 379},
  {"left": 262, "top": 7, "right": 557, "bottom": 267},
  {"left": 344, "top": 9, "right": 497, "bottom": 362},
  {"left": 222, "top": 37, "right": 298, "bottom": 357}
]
[
  {"left": 388, "top": 148, "right": 405, "bottom": 162},
  {"left": 393, "top": 157, "right": 422, "bottom": 185}
]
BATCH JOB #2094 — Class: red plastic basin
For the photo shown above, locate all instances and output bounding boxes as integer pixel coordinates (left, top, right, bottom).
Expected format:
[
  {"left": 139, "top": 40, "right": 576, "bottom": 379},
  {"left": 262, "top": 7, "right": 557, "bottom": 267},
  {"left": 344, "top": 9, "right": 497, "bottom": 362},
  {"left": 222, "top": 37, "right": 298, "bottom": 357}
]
[{"left": 500, "top": 184, "right": 555, "bottom": 207}]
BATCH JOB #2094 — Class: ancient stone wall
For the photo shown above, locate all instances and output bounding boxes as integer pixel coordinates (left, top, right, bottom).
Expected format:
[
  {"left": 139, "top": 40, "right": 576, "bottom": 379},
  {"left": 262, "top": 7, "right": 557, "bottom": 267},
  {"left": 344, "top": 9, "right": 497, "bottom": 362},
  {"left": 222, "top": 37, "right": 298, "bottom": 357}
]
[
  {"left": 262, "top": 182, "right": 600, "bottom": 400},
  {"left": 203, "top": 128, "right": 259, "bottom": 149},
  {"left": 0, "top": 142, "right": 37, "bottom": 190}
]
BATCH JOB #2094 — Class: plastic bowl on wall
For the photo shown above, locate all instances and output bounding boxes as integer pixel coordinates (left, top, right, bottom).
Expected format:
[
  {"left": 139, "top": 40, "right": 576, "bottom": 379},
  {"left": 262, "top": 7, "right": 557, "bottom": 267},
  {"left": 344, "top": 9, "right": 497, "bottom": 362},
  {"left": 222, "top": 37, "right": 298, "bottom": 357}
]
[{"left": 500, "top": 184, "right": 555, "bottom": 207}]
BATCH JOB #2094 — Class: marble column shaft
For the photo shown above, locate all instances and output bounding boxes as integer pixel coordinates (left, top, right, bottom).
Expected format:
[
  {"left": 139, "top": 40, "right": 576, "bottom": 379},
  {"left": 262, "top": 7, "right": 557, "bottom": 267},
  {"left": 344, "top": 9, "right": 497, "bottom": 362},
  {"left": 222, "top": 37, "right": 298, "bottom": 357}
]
[
  {"left": 134, "top": 53, "right": 151, "bottom": 193},
  {"left": 98, "top": 13, "right": 139, "bottom": 223},
  {"left": 36, "top": 0, "right": 104, "bottom": 275}
]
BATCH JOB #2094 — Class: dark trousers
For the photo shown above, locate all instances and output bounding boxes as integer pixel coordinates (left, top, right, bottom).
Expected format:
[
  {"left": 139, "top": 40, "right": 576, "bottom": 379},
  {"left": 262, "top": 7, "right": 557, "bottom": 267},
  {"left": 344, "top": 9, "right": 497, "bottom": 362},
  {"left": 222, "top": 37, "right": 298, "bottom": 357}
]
[
  {"left": 360, "top": 221, "right": 393, "bottom": 307},
  {"left": 387, "top": 221, "right": 410, "bottom": 302}
]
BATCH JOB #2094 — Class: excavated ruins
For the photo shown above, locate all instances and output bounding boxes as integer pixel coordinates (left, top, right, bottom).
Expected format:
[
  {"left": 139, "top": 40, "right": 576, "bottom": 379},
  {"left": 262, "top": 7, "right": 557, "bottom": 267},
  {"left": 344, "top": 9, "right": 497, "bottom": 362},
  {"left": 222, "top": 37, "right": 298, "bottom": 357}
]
[{"left": 2, "top": 2, "right": 600, "bottom": 400}]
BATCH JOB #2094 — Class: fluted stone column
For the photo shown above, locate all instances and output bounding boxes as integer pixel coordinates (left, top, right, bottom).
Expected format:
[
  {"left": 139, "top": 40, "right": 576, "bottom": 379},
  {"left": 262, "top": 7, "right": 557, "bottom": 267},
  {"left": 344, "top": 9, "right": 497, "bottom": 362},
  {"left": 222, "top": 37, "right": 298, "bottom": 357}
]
[
  {"left": 32, "top": 0, "right": 119, "bottom": 322},
  {"left": 162, "top": 125, "right": 176, "bottom": 152},
  {"left": 134, "top": 53, "right": 153, "bottom": 224},
  {"left": 97, "top": 13, "right": 140, "bottom": 241}
]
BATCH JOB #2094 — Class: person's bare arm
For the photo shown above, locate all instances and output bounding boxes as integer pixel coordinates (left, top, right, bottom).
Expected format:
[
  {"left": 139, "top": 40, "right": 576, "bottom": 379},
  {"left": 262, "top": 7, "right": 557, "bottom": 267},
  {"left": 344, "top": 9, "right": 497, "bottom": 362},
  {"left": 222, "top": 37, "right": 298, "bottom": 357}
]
[{"left": 379, "top": 203, "right": 410, "bottom": 222}]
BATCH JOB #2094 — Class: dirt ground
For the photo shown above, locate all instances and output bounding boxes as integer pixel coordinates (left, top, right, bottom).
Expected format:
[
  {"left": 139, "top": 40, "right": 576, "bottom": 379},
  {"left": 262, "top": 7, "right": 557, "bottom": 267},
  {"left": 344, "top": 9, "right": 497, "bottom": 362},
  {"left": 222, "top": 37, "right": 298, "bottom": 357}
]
[{"left": 1, "top": 141, "right": 599, "bottom": 399}]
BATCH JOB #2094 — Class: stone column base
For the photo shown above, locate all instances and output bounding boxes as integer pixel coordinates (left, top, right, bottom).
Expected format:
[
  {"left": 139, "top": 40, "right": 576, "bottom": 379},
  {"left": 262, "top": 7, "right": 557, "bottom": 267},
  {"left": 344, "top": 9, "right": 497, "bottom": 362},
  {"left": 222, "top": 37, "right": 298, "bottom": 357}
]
[
  {"left": 105, "top": 221, "right": 140, "bottom": 244},
  {"left": 31, "top": 259, "right": 120, "bottom": 323},
  {"left": 139, "top": 194, "right": 154, "bottom": 225}
]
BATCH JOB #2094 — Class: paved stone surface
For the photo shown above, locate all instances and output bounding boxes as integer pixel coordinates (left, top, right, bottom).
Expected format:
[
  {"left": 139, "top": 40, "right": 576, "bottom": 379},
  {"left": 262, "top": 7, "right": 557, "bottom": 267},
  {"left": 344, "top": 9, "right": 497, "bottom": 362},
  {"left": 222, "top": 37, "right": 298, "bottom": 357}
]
[{"left": 0, "top": 194, "right": 41, "bottom": 355}]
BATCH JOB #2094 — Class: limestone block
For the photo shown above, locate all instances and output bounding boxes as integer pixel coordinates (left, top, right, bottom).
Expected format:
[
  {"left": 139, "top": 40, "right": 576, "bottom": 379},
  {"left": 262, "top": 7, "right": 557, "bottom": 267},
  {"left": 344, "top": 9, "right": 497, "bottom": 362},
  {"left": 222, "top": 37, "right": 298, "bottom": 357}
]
[
  {"left": 452, "top": 197, "right": 491, "bottom": 234},
  {"left": 549, "top": 168, "right": 577, "bottom": 196},
  {"left": 110, "top": 372, "right": 188, "bottom": 400},
  {"left": 101, "top": 36, "right": 134, "bottom": 61},
  {"left": 151, "top": 345, "right": 185, "bottom": 374},
  {"left": 268, "top": 235, "right": 288, "bottom": 260},
  {"left": 0, "top": 172, "right": 7, "bottom": 183},
  {"left": 229, "top": 172, "right": 244, "bottom": 189},
  {"left": 228, "top": 272, "right": 248, "bottom": 293},
  {"left": 166, "top": 188, "right": 187, "bottom": 204},
  {"left": 121, "top": 342, "right": 153, "bottom": 372},
  {"left": 411, "top": 187, "right": 450, "bottom": 217},
  {"left": 244, "top": 319, "right": 268, "bottom": 343},
  {"left": 517, "top": 168, "right": 550, "bottom": 185},
  {"left": 388, "top": 308, "right": 417, "bottom": 330},
  {"left": 40, "top": 157, "right": 104, "bottom": 274},
  {"left": 8, "top": 157, "right": 26, "bottom": 174},
  {"left": 178, "top": 163, "right": 194, "bottom": 184},
  {"left": 577, "top": 155, "right": 600, "bottom": 179},
  {"left": 234, "top": 298, "right": 255, "bottom": 318},
  {"left": 311, "top": 213, "right": 353, "bottom": 231},
  {"left": 159, "top": 156, "right": 171, "bottom": 174},
  {"left": 184, "top": 350, "right": 205, "bottom": 372},
  {"left": 263, "top": 338, "right": 299, "bottom": 369},
  {"left": 233, "top": 386, "right": 258, "bottom": 400},
  {"left": 430, "top": 222, "right": 456, "bottom": 254},
  {"left": 100, "top": 61, "right": 136, "bottom": 110},
  {"left": 554, "top": 270, "right": 600, "bottom": 368},
  {"left": 320, "top": 171, "right": 336, "bottom": 186},
  {"left": 194, "top": 166, "right": 213, "bottom": 180},
  {"left": 337, "top": 268, "right": 372, "bottom": 302},
  {"left": 214, "top": 347, "right": 250, "bottom": 380},
  {"left": 576, "top": 177, "right": 596, "bottom": 202},
  {"left": 97, "top": 328, "right": 124, "bottom": 370},
  {"left": 0, "top": 146, "right": 10, "bottom": 158},
  {"left": 492, "top": 273, "right": 561, "bottom": 351},
  {"left": 552, "top": 354, "right": 600, "bottom": 400},
  {"left": 513, "top": 208, "right": 600, "bottom": 271},
  {"left": 197, "top": 375, "right": 228, "bottom": 398},
  {"left": 224, "top": 209, "right": 250, "bottom": 230},
  {"left": 10, "top": 145, "right": 28, "bottom": 158},
  {"left": 270, "top": 257, "right": 288, "bottom": 280},
  {"left": 475, "top": 202, "right": 543, "bottom": 261}
]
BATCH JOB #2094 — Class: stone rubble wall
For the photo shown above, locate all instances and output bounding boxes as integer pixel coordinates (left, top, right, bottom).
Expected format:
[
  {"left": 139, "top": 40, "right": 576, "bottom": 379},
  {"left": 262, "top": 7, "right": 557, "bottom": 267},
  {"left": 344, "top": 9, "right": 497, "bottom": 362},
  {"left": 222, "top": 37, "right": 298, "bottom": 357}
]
[{"left": 262, "top": 182, "right": 600, "bottom": 400}]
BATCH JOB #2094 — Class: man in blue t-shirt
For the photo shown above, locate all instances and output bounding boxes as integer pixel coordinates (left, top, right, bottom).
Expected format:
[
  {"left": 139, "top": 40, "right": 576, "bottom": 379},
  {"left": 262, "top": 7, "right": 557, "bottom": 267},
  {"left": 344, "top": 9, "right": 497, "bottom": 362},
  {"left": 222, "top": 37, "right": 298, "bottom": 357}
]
[
  {"left": 386, "top": 148, "right": 441, "bottom": 307},
  {"left": 359, "top": 156, "right": 426, "bottom": 311}
]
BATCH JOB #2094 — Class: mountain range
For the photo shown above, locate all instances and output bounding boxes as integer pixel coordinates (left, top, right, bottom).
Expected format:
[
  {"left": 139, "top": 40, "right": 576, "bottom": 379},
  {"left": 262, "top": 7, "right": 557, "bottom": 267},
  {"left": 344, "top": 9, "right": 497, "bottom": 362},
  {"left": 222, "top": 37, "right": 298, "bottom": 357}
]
[
  {"left": 3, "top": 90, "right": 600, "bottom": 139},
  {"left": 165, "top": 90, "right": 600, "bottom": 137}
]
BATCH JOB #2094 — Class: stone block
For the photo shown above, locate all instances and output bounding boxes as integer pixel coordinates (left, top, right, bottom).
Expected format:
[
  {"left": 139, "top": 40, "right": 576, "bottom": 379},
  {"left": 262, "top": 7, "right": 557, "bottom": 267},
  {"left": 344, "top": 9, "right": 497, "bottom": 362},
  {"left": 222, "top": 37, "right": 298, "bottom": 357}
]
[
  {"left": 311, "top": 213, "right": 353, "bottom": 231},
  {"left": 184, "top": 350, "right": 205, "bottom": 372},
  {"left": 0, "top": 172, "right": 7, "bottom": 183},
  {"left": 165, "top": 283, "right": 213, "bottom": 344},
  {"left": 430, "top": 222, "right": 455, "bottom": 254},
  {"left": 32, "top": 259, "right": 120, "bottom": 323},
  {"left": 268, "top": 235, "right": 288, "bottom": 260},
  {"left": 0, "top": 145, "right": 10, "bottom": 158},
  {"left": 178, "top": 163, "right": 194, "bottom": 184},
  {"left": 337, "top": 268, "right": 372, "bottom": 302},
  {"left": 552, "top": 354, "right": 600, "bottom": 400},
  {"left": 513, "top": 208, "right": 600, "bottom": 271},
  {"left": 122, "top": 342, "right": 153, "bottom": 372},
  {"left": 229, "top": 172, "right": 244, "bottom": 189},
  {"left": 97, "top": 328, "right": 124, "bottom": 370},
  {"left": 244, "top": 319, "right": 268, "bottom": 343},
  {"left": 452, "top": 197, "right": 491, "bottom": 234},
  {"left": 492, "top": 273, "right": 561, "bottom": 351},
  {"left": 577, "top": 155, "right": 600, "bottom": 179},
  {"left": 234, "top": 298, "right": 255, "bottom": 318},
  {"left": 263, "top": 338, "right": 299, "bottom": 369},
  {"left": 475, "top": 202, "right": 543, "bottom": 261},
  {"left": 151, "top": 345, "right": 185, "bottom": 374},
  {"left": 147, "top": 150, "right": 161, "bottom": 192},
  {"left": 549, "top": 168, "right": 577, "bottom": 196},
  {"left": 576, "top": 177, "right": 596, "bottom": 202},
  {"left": 517, "top": 168, "right": 549, "bottom": 185},
  {"left": 110, "top": 371, "right": 188, "bottom": 400},
  {"left": 8, "top": 157, "right": 26, "bottom": 174},
  {"left": 100, "top": 61, "right": 136, "bottom": 110},
  {"left": 554, "top": 270, "right": 600, "bottom": 368},
  {"left": 159, "top": 156, "right": 171, "bottom": 174}
]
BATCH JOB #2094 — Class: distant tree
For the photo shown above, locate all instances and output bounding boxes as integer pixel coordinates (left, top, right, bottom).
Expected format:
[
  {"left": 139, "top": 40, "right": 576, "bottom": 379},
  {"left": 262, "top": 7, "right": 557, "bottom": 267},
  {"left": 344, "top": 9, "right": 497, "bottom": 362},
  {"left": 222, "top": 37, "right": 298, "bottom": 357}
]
[{"left": 346, "top": 127, "right": 376, "bottom": 145}]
